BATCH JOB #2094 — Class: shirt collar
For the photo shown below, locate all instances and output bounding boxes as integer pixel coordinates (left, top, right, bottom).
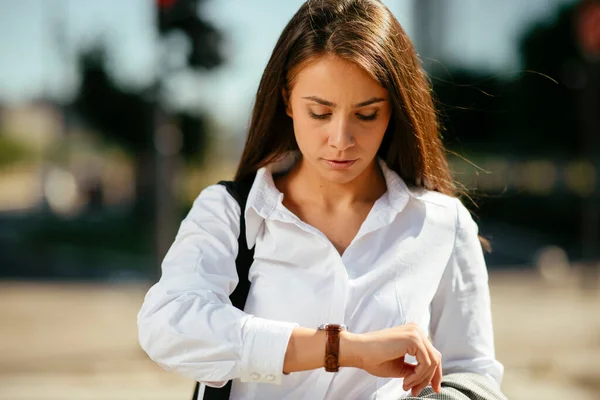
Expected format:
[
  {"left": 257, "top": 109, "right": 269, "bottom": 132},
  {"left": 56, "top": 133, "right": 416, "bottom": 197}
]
[
  {"left": 243, "top": 152, "right": 416, "bottom": 247},
  {"left": 377, "top": 158, "right": 412, "bottom": 213}
]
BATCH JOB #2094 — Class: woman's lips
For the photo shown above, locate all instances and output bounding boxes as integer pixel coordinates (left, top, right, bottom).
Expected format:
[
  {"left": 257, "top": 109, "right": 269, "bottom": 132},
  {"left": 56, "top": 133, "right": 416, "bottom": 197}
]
[{"left": 324, "top": 159, "right": 357, "bottom": 170}]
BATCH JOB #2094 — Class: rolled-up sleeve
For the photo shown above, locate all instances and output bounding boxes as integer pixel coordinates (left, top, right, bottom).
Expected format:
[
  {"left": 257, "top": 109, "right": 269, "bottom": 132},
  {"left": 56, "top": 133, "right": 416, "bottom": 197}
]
[
  {"left": 429, "top": 198, "right": 504, "bottom": 386},
  {"left": 137, "top": 184, "right": 297, "bottom": 386}
]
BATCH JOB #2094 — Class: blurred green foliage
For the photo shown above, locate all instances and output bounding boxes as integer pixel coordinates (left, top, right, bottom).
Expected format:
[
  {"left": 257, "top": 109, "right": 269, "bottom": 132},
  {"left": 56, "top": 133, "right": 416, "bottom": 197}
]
[{"left": 0, "top": 134, "right": 31, "bottom": 167}]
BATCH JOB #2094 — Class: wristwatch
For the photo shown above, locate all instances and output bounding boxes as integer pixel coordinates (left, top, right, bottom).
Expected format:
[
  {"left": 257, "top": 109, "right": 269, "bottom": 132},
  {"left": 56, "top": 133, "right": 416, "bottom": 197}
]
[{"left": 317, "top": 323, "right": 347, "bottom": 372}]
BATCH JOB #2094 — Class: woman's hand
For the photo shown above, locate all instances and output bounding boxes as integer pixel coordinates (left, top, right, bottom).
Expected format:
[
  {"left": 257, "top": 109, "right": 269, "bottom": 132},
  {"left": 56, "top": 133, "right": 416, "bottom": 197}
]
[{"left": 340, "top": 323, "right": 442, "bottom": 396}]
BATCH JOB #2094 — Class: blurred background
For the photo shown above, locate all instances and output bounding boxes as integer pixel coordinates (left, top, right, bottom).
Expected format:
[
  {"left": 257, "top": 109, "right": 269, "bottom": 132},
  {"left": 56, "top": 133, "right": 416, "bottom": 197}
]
[{"left": 0, "top": 0, "right": 599, "bottom": 399}]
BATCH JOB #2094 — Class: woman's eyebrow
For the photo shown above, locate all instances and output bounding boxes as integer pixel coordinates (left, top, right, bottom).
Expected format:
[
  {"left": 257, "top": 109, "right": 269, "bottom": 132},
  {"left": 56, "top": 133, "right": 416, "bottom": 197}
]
[
  {"left": 301, "top": 96, "right": 386, "bottom": 108},
  {"left": 301, "top": 96, "right": 335, "bottom": 107},
  {"left": 353, "top": 97, "right": 386, "bottom": 108}
]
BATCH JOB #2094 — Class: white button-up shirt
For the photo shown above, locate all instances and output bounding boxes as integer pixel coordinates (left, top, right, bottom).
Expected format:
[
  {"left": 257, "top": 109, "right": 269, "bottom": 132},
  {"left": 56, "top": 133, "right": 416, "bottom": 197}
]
[{"left": 137, "top": 158, "right": 504, "bottom": 400}]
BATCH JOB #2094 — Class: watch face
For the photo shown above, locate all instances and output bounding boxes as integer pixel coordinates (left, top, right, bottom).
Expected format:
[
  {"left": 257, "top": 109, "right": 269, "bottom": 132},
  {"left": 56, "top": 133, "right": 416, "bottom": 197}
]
[{"left": 318, "top": 324, "right": 348, "bottom": 331}]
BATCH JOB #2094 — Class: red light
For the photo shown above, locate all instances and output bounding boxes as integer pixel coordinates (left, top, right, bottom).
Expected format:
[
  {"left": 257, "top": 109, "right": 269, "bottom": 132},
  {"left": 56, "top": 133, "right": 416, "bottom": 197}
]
[
  {"left": 577, "top": 1, "right": 600, "bottom": 57},
  {"left": 157, "top": 0, "right": 176, "bottom": 9}
]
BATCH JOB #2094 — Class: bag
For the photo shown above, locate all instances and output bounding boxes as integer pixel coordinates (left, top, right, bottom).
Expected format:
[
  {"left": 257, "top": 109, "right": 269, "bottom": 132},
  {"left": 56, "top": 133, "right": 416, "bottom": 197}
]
[
  {"left": 192, "top": 177, "right": 256, "bottom": 400},
  {"left": 404, "top": 373, "right": 508, "bottom": 400}
]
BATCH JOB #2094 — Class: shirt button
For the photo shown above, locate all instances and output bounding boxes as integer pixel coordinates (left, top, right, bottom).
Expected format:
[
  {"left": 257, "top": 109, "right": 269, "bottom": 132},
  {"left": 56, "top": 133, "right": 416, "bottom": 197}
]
[
  {"left": 266, "top": 375, "right": 275, "bottom": 382},
  {"left": 250, "top": 372, "right": 261, "bottom": 381}
]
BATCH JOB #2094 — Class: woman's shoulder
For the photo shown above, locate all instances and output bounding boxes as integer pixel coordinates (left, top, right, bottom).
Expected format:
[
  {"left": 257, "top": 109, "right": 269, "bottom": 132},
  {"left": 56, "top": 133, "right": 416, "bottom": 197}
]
[
  {"left": 406, "top": 185, "right": 459, "bottom": 209},
  {"left": 193, "top": 182, "right": 237, "bottom": 203},
  {"left": 186, "top": 183, "right": 243, "bottom": 224},
  {"left": 405, "top": 186, "right": 476, "bottom": 231}
]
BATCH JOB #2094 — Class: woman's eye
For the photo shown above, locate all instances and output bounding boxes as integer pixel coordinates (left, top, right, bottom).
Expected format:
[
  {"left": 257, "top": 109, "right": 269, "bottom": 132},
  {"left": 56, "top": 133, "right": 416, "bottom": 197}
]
[
  {"left": 309, "top": 111, "right": 331, "bottom": 120},
  {"left": 357, "top": 112, "right": 379, "bottom": 121},
  {"left": 308, "top": 111, "right": 379, "bottom": 121}
]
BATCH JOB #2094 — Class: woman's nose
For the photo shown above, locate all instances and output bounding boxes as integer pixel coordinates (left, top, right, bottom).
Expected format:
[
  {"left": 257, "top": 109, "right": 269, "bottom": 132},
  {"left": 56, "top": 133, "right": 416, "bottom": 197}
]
[{"left": 328, "top": 118, "right": 355, "bottom": 151}]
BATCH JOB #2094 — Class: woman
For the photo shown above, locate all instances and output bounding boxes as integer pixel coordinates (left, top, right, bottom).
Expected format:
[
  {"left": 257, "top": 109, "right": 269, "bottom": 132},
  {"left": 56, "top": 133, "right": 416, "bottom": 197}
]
[{"left": 138, "top": 0, "right": 504, "bottom": 399}]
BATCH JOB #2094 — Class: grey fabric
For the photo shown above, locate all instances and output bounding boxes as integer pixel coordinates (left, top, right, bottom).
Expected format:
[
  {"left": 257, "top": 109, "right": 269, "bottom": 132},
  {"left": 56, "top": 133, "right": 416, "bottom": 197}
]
[{"left": 405, "top": 373, "right": 508, "bottom": 400}]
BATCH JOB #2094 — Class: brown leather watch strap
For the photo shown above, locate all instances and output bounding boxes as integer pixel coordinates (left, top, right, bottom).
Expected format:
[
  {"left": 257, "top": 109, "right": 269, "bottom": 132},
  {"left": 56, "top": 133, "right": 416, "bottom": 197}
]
[{"left": 319, "top": 324, "right": 345, "bottom": 373}]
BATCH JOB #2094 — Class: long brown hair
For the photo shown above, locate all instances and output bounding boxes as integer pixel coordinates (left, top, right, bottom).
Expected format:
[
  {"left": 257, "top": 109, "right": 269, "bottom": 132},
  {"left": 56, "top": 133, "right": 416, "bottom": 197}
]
[{"left": 235, "top": 0, "right": 455, "bottom": 197}]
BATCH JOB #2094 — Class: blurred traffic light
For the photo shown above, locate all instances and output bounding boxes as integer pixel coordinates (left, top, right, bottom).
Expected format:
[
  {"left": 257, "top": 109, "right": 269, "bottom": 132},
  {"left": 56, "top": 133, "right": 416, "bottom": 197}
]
[{"left": 156, "top": 0, "right": 223, "bottom": 69}]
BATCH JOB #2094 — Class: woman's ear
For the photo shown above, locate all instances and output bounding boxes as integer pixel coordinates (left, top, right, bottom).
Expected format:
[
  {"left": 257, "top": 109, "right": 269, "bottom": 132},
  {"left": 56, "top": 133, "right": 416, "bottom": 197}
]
[{"left": 282, "top": 88, "right": 293, "bottom": 118}]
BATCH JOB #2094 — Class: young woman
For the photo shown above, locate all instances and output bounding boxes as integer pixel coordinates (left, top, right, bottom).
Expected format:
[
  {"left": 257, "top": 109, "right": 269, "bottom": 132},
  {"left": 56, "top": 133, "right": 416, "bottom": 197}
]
[{"left": 138, "top": 1, "right": 504, "bottom": 399}]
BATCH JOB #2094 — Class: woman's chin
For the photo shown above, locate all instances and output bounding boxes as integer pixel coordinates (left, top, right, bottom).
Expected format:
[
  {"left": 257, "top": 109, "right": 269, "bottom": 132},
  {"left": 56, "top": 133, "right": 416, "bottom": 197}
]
[{"left": 318, "top": 166, "right": 364, "bottom": 184}]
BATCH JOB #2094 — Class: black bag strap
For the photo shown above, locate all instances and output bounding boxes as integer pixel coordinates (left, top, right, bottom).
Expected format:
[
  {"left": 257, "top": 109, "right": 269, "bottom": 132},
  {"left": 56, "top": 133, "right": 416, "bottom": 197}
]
[{"left": 192, "top": 176, "right": 256, "bottom": 400}]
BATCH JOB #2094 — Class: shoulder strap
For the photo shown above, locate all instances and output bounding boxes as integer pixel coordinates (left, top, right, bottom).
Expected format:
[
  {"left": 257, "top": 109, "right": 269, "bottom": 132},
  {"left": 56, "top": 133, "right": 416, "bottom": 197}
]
[
  {"left": 217, "top": 178, "right": 256, "bottom": 311},
  {"left": 193, "top": 176, "right": 256, "bottom": 400}
]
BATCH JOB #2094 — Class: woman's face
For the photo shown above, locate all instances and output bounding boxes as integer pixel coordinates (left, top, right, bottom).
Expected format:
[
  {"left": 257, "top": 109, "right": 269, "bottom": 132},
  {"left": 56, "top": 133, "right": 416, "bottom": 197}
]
[{"left": 285, "top": 54, "right": 392, "bottom": 184}]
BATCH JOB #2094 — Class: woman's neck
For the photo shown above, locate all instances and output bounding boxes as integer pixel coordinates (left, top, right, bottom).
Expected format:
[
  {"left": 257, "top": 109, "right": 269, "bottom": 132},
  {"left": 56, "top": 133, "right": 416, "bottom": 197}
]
[{"left": 282, "top": 157, "right": 387, "bottom": 210}]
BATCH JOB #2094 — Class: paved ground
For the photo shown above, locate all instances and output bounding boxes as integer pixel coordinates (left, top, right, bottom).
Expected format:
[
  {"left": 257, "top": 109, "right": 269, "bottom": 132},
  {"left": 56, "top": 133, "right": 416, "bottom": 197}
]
[{"left": 0, "top": 270, "right": 599, "bottom": 400}]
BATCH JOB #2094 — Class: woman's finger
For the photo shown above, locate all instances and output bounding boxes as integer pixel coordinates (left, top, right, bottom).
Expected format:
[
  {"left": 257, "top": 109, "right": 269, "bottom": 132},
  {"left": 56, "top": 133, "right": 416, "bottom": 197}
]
[
  {"left": 402, "top": 340, "right": 431, "bottom": 389},
  {"left": 431, "top": 363, "right": 443, "bottom": 393},
  {"left": 405, "top": 338, "right": 441, "bottom": 392}
]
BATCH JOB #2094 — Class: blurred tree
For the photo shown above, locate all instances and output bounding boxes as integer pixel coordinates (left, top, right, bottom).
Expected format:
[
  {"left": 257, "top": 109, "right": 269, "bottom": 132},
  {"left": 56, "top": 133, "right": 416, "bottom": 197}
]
[
  {"left": 515, "top": 1, "right": 599, "bottom": 266},
  {"left": 514, "top": 2, "right": 582, "bottom": 156},
  {"left": 431, "top": 3, "right": 588, "bottom": 158},
  {"left": 73, "top": 47, "right": 155, "bottom": 218},
  {"left": 0, "top": 134, "right": 31, "bottom": 167},
  {"left": 72, "top": 0, "right": 223, "bottom": 222},
  {"left": 71, "top": 0, "right": 225, "bottom": 278},
  {"left": 439, "top": 1, "right": 599, "bottom": 266},
  {"left": 431, "top": 69, "right": 509, "bottom": 153}
]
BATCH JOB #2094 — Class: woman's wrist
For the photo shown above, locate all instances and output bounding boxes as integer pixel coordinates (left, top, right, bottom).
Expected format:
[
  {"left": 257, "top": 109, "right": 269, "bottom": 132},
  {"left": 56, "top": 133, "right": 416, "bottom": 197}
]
[
  {"left": 339, "top": 331, "right": 364, "bottom": 369},
  {"left": 283, "top": 328, "right": 366, "bottom": 373}
]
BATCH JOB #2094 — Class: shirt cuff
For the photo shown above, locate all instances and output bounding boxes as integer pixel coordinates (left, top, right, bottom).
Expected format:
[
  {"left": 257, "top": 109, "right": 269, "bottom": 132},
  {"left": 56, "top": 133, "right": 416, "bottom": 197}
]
[{"left": 240, "top": 317, "right": 298, "bottom": 385}]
